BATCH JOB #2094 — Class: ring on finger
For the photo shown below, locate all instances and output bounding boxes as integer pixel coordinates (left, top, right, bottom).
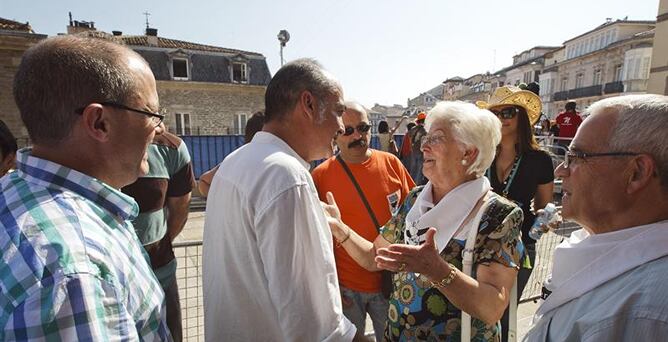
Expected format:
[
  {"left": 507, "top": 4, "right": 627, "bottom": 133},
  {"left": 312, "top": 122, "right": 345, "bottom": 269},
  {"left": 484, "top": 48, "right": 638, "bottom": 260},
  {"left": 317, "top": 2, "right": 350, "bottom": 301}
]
[{"left": 398, "top": 262, "right": 406, "bottom": 272}]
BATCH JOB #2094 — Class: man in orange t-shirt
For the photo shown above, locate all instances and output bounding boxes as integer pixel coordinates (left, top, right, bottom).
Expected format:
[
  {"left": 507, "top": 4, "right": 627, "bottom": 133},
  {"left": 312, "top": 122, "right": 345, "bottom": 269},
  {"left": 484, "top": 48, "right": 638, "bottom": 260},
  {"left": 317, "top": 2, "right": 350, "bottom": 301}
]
[{"left": 312, "top": 102, "right": 415, "bottom": 341}]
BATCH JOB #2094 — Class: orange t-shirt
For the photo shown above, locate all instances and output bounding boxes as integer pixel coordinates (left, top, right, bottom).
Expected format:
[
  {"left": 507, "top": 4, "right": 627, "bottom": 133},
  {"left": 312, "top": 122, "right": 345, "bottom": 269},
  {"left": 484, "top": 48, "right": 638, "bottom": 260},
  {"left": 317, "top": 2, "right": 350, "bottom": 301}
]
[{"left": 311, "top": 150, "right": 415, "bottom": 293}]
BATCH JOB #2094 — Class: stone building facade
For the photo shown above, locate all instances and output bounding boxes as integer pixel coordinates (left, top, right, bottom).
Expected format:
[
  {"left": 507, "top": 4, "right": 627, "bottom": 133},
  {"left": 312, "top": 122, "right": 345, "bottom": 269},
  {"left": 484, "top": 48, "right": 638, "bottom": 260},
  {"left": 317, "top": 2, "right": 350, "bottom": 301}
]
[
  {"left": 501, "top": 46, "right": 560, "bottom": 88},
  {"left": 156, "top": 81, "right": 266, "bottom": 135},
  {"left": 407, "top": 83, "right": 444, "bottom": 112},
  {"left": 539, "top": 19, "right": 655, "bottom": 118},
  {"left": 110, "top": 28, "right": 272, "bottom": 136},
  {"left": 0, "top": 18, "right": 46, "bottom": 146}
]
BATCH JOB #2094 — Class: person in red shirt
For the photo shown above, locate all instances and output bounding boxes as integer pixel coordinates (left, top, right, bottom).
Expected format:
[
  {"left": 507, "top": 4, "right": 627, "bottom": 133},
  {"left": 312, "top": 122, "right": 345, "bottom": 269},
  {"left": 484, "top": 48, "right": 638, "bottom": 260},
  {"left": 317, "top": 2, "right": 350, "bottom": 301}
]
[
  {"left": 556, "top": 101, "right": 583, "bottom": 152},
  {"left": 556, "top": 101, "right": 583, "bottom": 138}
]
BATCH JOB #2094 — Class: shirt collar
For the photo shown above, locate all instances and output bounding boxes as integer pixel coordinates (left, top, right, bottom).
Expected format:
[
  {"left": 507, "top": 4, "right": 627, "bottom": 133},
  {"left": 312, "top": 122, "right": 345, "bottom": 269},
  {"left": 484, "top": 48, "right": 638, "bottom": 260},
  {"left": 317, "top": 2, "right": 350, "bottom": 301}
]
[
  {"left": 251, "top": 132, "right": 311, "bottom": 170},
  {"left": 16, "top": 148, "right": 139, "bottom": 221}
]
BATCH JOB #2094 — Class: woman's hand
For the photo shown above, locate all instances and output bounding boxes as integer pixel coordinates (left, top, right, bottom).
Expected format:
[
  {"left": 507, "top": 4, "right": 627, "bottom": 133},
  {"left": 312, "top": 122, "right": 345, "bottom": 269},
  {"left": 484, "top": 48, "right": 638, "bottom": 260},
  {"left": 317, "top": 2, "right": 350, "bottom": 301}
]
[
  {"left": 534, "top": 208, "right": 563, "bottom": 234},
  {"left": 320, "top": 191, "right": 349, "bottom": 242},
  {"left": 375, "top": 228, "right": 447, "bottom": 281}
]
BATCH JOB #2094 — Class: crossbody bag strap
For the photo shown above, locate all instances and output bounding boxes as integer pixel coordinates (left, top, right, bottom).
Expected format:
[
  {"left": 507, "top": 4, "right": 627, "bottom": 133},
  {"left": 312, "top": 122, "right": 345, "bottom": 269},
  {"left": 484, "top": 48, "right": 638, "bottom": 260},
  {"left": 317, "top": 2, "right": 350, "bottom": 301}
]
[
  {"left": 460, "top": 191, "right": 492, "bottom": 342},
  {"left": 459, "top": 192, "right": 518, "bottom": 342},
  {"left": 336, "top": 155, "right": 381, "bottom": 230}
]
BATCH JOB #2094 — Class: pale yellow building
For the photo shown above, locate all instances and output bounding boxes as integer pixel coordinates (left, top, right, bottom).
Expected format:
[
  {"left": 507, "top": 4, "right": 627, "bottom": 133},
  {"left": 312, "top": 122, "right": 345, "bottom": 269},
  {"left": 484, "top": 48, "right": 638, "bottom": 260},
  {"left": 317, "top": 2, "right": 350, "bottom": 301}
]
[
  {"left": 539, "top": 19, "right": 655, "bottom": 118},
  {"left": 648, "top": 0, "right": 668, "bottom": 95}
]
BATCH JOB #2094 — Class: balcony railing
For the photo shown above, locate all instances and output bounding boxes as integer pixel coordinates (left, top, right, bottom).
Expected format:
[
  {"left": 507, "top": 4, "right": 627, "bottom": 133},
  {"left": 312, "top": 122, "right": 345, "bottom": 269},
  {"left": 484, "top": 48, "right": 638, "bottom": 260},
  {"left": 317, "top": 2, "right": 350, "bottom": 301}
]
[
  {"left": 553, "top": 91, "right": 569, "bottom": 101},
  {"left": 568, "top": 85, "right": 602, "bottom": 99},
  {"left": 604, "top": 81, "right": 624, "bottom": 94}
]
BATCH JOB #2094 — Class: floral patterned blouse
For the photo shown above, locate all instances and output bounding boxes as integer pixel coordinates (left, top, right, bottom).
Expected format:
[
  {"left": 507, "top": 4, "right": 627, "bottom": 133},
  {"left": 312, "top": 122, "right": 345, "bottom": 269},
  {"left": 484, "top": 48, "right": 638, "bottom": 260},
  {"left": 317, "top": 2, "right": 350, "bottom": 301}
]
[{"left": 381, "top": 186, "right": 524, "bottom": 341}]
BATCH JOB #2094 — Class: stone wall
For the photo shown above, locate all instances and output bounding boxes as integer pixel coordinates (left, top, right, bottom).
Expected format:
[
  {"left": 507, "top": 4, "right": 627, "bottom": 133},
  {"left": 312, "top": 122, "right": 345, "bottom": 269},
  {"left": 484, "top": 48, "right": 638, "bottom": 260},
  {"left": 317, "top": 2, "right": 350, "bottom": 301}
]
[
  {"left": 0, "top": 32, "right": 46, "bottom": 146},
  {"left": 157, "top": 80, "right": 266, "bottom": 135}
]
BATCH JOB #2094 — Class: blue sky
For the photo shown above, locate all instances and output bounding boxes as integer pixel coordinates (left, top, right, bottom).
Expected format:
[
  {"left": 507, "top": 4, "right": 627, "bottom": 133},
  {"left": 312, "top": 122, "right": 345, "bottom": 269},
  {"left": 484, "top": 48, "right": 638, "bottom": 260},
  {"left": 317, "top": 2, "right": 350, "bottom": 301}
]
[{"left": 1, "top": 0, "right": 660, "bottom": 107}]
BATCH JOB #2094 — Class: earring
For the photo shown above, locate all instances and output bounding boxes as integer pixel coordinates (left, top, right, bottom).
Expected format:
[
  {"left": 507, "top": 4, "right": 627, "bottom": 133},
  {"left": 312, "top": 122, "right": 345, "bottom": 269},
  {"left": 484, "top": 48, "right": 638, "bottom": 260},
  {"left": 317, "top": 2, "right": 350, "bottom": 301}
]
[{"left": 461, "top": 160, "right": 467, "bottom": 165}]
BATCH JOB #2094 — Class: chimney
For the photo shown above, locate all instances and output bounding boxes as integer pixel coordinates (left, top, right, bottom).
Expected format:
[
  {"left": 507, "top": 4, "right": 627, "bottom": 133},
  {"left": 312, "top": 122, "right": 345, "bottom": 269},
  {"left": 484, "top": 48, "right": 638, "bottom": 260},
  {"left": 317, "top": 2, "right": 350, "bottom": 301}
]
[
  {"left": 112, "top": 30, "right": 122, "bottom": 36},
  {"left": 66, "top": 17, "right": 97, "bottom": 35},
  {"left": 145, "top": 27, "right": 159, "bottom": 46}
]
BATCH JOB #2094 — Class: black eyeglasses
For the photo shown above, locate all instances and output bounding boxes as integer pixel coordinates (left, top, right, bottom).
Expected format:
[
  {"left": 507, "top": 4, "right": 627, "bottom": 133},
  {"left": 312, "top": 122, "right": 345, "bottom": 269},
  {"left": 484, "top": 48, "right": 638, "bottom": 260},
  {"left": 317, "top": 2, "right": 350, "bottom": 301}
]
[
  {"left": 76, "top": 102, "right": 166, "bottom": 128},
  {"left": 563, "top": 150, "right": 639, "bottom": 169},
  {"left": 491, "top": 107, "right": 519, "bottom": 120},
  {"left": 342, "top": 123, "right": 371, "bottom": 136}
]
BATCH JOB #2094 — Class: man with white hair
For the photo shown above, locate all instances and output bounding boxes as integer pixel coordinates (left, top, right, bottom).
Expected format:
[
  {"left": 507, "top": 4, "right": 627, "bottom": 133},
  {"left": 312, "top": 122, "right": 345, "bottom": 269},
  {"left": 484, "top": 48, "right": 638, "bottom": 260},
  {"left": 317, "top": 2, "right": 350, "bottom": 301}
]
[{"left": 524, "top": 94, "right": 668, "bottom": 341}]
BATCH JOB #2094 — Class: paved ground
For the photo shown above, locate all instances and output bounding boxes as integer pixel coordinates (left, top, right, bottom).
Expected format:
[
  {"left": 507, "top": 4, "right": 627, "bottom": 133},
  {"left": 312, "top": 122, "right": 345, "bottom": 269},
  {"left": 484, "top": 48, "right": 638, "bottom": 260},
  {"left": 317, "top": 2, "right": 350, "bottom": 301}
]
[{"left": 179, "top": 208, "right": 540, "bottom": 340}]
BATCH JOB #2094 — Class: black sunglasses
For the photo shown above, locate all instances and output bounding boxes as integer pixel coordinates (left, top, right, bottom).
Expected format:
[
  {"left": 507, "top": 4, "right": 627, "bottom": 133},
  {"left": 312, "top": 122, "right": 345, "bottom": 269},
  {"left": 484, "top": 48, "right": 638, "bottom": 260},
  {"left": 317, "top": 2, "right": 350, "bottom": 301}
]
[
  {"left": 491, "top": 107, "right": 519, "bottom": 120},
  {"left": 76, "top": 101, "right": 166, "bottom": 128},
  {"left": 342, "top": 123, "right": 371, "bottom": 136}
]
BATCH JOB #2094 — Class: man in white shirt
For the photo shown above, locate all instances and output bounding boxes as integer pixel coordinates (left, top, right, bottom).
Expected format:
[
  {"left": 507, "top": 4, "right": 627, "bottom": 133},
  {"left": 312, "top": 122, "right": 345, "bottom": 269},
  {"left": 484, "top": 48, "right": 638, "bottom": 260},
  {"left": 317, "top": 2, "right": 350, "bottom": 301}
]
[
  {"left": 202, "top": 58, "right": 361, "bottom": 341},
  {"left": 524, "top": 94, "right": 668, "bottom": 341}
]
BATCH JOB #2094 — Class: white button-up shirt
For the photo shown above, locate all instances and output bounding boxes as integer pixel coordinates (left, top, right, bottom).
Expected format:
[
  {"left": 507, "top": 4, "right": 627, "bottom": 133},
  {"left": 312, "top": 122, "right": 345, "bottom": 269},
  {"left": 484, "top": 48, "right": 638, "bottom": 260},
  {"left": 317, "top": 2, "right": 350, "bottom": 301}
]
[{"left": 203, "top": 132, "right": 356, "bottom": 341}]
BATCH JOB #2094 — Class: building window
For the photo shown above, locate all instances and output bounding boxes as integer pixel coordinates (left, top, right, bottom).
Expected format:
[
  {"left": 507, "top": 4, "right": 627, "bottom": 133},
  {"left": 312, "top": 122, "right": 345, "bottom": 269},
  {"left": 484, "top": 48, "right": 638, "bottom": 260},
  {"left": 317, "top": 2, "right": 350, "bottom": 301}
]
[
  {"left": 523, "top": 71, "right": 532, "bottom": 84},
  {"left": 561, "top": 77, "right": 569, "bottom": 91},
  {"left": 234, "top": 113, "right": 247, "bottom": 135},
  {"left": 641, "top": 56, "right": 651, "bottom": 79},
  {"left": 614, "top": 64, "right": 623, "bottom": 81},
  {"left": 174, "top": 113, "right": 192, "bottom": 135},
  {"left": 172, "top": 58, "right": 189, "bottom": 80},
  {"left": 232, "top": 63, "right": 248, "bottom": 83},
  {"left": 575, "top": 73, "right": 584, "bottom": 88},
  {"left": 624, "top": 59, "right": 640, "bottom": 80},
  {"left": 593, "top": 69, "right": 602, "bottom": 85}
]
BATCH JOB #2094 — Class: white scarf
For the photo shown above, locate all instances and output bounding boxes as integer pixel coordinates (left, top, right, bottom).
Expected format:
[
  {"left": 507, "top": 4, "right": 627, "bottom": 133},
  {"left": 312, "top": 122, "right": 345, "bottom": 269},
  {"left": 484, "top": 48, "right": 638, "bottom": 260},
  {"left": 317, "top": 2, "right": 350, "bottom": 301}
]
[
  {"left": 534, "top": 220, "right": 668, "bottom": 320},
  {"left": 403, "top": 177, "right": 491, "bottom": 253}
]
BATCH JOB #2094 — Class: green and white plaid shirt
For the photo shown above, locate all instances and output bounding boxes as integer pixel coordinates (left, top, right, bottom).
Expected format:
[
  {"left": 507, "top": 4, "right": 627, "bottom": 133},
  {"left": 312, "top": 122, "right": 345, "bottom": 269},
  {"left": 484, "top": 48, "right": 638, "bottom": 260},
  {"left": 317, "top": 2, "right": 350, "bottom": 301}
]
[{"left": 0, "top": 148, "right": 171, "bottom": 341}]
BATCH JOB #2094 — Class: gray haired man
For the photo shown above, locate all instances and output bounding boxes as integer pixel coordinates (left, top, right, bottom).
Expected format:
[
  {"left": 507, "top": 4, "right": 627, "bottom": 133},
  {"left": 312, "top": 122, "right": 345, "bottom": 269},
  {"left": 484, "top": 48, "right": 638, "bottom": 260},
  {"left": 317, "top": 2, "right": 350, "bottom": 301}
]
[
  {"left": 203, "top": 59, "right": 366, "bottom": 341},
  {"left": 525, "top": 94, "right": 668, "bottom": 341}
]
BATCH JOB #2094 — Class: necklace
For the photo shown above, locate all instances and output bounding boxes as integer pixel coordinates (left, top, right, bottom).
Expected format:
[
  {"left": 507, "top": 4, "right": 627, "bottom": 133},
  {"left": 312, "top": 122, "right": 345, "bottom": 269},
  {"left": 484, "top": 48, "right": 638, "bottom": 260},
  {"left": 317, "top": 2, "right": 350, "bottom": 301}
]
[{"left": 487, "top": 155, "right": 522, "bottom": 198}]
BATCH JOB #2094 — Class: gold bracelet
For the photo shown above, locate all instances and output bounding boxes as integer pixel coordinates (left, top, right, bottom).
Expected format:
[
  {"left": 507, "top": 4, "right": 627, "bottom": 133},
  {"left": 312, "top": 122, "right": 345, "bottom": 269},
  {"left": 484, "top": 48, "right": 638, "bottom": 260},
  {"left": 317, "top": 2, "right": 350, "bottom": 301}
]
[
  {"left": 430, "top": 264, "right": 457, "bottom": 288},
  {"left": 335, "top": 228, "right": 351, "bottom": 248}
]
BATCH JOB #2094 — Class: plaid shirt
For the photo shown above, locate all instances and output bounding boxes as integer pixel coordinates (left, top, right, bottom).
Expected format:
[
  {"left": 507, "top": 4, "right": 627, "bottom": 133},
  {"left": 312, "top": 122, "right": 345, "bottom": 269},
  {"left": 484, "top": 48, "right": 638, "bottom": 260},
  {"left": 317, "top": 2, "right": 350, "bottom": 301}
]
[{"left": 0, "top": 149, "right": 171, "bottom": 341}]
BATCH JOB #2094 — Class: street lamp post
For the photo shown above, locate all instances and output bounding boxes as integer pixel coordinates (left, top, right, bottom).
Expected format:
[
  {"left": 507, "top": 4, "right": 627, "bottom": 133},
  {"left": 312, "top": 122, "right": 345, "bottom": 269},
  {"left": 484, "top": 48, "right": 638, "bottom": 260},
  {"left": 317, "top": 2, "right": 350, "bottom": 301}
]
[{"left": 277, "top": 30, "right": 290, "bottom": 66}]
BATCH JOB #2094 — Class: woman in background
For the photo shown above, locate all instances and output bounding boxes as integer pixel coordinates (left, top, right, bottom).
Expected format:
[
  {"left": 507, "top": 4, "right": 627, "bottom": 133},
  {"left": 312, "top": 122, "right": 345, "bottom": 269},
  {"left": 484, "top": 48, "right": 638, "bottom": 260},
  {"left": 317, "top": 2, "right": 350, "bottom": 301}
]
[
  {"left": 477, "top": 86, "right": 554, "bottom": 342},
  {"left": 377, "top": 116, "right": 407, "bottom": 154}
]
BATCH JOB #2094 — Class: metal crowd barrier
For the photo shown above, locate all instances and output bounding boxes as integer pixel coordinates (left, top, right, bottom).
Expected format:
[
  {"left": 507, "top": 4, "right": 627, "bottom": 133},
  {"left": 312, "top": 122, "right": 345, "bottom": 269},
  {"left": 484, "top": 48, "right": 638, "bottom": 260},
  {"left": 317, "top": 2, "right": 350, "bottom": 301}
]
[
  {"left": 174, "top": 240, "right": 204, "bottom": 342},
  {"left": 174, "top": 224, "right": 581, "bottom": 339},
  {"left": 519, "top": 220, "right": 581, "bottom": 303}
]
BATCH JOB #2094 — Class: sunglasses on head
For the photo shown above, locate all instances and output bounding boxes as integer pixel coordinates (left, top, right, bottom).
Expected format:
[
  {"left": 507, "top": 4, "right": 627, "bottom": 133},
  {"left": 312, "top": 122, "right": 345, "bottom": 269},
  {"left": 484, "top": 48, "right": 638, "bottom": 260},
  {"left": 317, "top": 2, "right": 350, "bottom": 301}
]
[
  {"left": 491, "top": 107, "right": 519, "bottom": 120},
  {"left": 342, "top": 123, "right": 371, "bottom": 136}
]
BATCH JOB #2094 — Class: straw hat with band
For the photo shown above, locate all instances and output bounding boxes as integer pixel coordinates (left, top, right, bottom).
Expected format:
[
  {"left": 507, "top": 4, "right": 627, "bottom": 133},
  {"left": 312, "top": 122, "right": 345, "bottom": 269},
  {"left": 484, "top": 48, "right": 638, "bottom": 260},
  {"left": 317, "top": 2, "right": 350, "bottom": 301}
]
[{"left": 476, "top": 86, "right": 542, "bottom": 125}]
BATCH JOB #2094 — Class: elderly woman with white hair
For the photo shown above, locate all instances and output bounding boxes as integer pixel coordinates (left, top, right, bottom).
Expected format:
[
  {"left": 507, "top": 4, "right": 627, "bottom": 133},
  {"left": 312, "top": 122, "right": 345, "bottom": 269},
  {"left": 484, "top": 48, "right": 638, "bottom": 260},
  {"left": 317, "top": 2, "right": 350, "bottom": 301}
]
[{"left": 324, "top": 101, "right": 524, "bottom": 341}]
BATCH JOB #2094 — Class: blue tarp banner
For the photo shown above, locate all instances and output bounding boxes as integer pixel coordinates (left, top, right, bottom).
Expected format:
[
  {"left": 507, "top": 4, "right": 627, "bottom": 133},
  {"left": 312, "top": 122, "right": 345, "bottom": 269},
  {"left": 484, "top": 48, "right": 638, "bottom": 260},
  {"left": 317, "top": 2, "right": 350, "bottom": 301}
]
[{"left": 181, "top": 135, "right": 404, "bottom": 178}]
